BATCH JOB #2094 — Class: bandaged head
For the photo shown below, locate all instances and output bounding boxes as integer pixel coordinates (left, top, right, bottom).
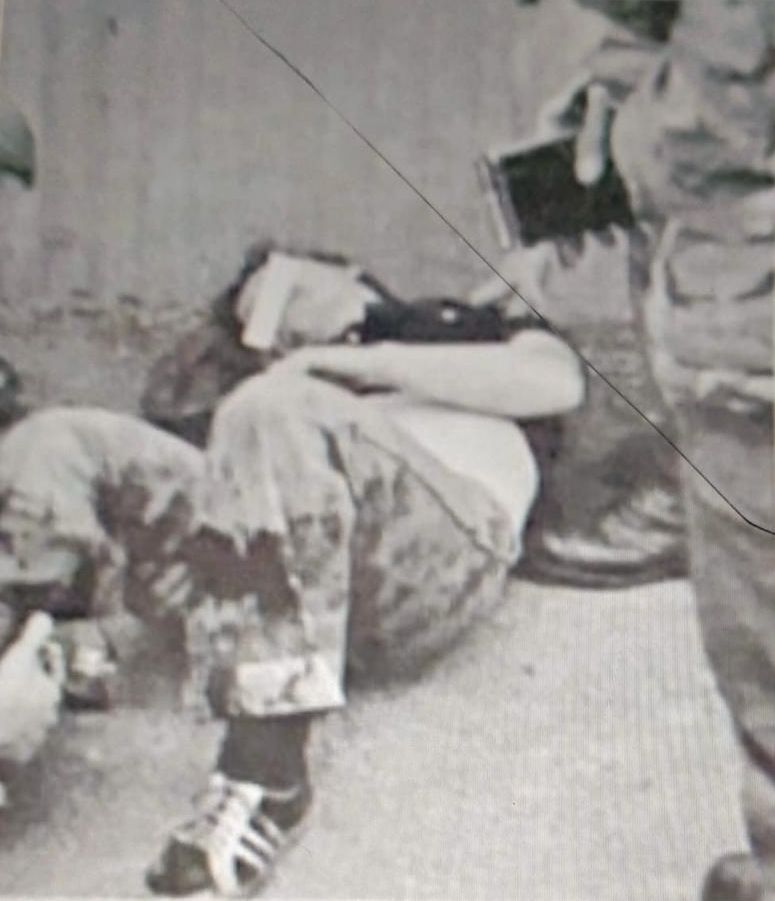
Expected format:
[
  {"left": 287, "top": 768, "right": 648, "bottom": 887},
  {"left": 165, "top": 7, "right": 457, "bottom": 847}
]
[{"left": 235, "top": 251, "right": 381, "bottom": 351}]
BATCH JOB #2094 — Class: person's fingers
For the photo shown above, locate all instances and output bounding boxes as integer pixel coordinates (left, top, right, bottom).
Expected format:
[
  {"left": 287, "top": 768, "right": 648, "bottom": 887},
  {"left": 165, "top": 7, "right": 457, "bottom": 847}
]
[
  {"left": 7, "top": 611, "right": 54, "bottom": 659},
  {"left": 574, "top": 83, "right": 611, "bottom": 186},
  {"left": 469, "top": 239, "right": 571, "bottom": 313},
  {"left": 556, "top": 234, "right": 585, "bottom": 268}
]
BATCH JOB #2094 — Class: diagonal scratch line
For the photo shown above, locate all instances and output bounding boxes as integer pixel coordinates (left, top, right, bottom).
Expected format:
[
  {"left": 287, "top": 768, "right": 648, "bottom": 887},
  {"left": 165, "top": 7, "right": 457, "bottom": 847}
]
[{"left": 216, "top": 0, "right": 775, "bottom": 539}]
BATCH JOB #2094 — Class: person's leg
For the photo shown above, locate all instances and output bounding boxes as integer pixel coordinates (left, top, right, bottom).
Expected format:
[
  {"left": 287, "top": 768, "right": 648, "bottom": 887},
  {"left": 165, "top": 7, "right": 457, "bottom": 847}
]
[
  {"left": 0, "top": 408, "right": 206, "bottom": 710},
  {"left": 592, "top": 224, "right": 686, "bottom": 560},
  {"left": 149, "top": 370, "right": 520, "bottom": 896},
  {"left": 671, "top": 405, "right": 775, "bottom": 900},
  {"left": 517, "top": 425, "right": 688, "bottom": 587},
  {"left": 674, "top": 403, "right": 775, "bottom": 901},
  {"left": 515, "top": 225, "right": 688, "bottom": 588},
  {"left": 688, "top": 466, "right": 775, "bottom": 901},
  {"left": 195, "top": 369, "right": 520, "bottom": 698},
  {"left": 604, "top": 224, "right": 685, "bottom": 560},
  {"left": 633, "top": 207, "right": 775, "bottom": 899}
]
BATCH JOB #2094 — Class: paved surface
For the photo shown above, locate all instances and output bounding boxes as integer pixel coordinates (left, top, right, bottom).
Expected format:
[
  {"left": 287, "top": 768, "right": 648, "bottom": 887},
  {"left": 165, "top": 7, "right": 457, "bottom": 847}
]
[{"left": 0, "top": 579, "right": 747, "bottom": 899}]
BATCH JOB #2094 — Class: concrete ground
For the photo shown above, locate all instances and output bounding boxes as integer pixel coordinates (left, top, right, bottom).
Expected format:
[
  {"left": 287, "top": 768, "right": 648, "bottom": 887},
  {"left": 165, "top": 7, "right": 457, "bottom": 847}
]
[{"left": 0, "top": 578, "right": 747, "bottom": 900}]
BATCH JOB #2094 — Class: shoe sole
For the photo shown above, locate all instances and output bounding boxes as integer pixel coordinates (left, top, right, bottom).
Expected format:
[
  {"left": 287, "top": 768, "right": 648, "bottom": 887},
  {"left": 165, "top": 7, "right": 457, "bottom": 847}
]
[{"left": 513, "top": 555, "right": 688, "bottom": 590}]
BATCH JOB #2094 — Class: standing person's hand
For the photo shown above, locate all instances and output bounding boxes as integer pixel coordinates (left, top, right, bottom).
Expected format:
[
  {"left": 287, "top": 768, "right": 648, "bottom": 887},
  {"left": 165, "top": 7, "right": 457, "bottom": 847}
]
[
  {"left": 470, "top": 75, "right": 620, "bottom": 305},
  {"left": 468, "top": 240, "right": 560, "bottom": 309},
  {"left": 537, "top": 75, "right": 614, "bottom": 186},
  {"left": 572, "top": 82, "right": 613, "bottom": 186},
  {"left": 0, "top": 612, "right": 64, "bottom": 765}
]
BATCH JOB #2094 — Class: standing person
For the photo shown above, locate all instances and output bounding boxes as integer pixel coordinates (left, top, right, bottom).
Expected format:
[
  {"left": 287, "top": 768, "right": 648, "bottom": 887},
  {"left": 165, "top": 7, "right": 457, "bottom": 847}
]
[
  {"left": 610, "top": 2, "right": 775, "bottom": 896},
  {"left": 517, "top": 1, "right": 775, "bottom": 897}
]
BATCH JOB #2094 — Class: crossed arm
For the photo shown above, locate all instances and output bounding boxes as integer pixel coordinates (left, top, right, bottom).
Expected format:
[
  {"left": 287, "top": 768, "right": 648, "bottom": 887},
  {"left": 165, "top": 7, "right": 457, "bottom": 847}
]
[{"left": 273, "top": 329, "right": 585, "bottom": 420}]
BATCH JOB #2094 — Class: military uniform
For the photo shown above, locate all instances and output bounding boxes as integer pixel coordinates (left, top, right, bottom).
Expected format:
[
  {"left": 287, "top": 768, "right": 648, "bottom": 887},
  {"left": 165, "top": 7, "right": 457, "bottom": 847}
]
[{"left": 592, "top": 0, "right": 775, "bottom": 893}]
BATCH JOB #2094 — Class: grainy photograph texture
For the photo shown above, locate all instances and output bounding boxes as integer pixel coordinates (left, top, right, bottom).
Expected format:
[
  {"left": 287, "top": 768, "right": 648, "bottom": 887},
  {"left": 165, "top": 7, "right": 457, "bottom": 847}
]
[{"left": 0, "top": 1, "right": 772, "bottom": 899}]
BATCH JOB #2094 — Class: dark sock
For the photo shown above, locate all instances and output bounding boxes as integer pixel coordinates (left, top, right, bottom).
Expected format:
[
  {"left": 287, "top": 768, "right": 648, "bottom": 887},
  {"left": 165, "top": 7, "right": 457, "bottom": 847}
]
[
  {"left": 217, "top": 714, "right": 312, "bottom": 790},
  {"left": 217, "top": 715, "right": 314, "bottom": 830}
]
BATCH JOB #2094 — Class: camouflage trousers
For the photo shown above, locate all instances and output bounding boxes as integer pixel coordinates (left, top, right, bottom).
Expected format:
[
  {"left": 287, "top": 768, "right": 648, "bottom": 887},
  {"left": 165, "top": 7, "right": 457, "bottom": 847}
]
[
  {"left": 175, "top": 372, "right": 520, "bottom": 719},
  {"left": 675, "top": 402, "right": 775, "bottom": 884},
  {"left": 0, "top": 382, "right": 522, "bottom": 719},
  {"left": 643, "top": 217, "right": 775, "bottom": 885}
]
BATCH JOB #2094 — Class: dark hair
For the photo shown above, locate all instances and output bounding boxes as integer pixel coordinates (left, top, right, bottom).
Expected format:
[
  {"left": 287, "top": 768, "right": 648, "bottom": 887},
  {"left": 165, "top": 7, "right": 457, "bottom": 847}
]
[{"left": 143, "top": 242, "right": 398, "bottom": 445}]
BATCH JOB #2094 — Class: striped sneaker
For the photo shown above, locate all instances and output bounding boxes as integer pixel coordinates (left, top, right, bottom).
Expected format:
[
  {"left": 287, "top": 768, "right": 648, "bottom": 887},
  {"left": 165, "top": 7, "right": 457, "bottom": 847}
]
[{"left": 146, "top": 772, "right": 310, "bottom": 897}]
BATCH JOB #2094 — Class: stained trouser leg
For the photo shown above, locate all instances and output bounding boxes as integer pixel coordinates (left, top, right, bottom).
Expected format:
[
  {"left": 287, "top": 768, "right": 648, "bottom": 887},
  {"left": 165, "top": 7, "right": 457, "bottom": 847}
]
[
  {"left": 192, "top": 369, "right": 519, "bottom": 716},
  {"left": 189, "top": 370, "right": 520, "bottom": 794}
]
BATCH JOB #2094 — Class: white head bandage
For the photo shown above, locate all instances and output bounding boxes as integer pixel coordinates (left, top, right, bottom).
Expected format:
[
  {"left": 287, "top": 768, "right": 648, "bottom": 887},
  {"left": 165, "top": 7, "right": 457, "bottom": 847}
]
[{"left": 235, "top": 252, "right": 368, "bottom": 350}]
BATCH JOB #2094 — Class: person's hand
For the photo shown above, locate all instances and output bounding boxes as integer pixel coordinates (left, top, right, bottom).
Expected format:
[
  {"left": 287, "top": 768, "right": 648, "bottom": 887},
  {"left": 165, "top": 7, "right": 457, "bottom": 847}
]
[
  {"left": 471, "top": 76, "right": 619, "bottom": 311},
  {"left": 0, "top": 612, "right": 64, "bottom": 765},
  {"left": 469, "top": 241, "right": 560, "bottom": 309},
  {"left": 470, "top": 224, "right": 629, "bottom": 312},
  {"left": 573, "top": 83, "right": 614, "bottom": 186},
  {"left": 538, "top": 76, "right": 614, "bottom": 186}
]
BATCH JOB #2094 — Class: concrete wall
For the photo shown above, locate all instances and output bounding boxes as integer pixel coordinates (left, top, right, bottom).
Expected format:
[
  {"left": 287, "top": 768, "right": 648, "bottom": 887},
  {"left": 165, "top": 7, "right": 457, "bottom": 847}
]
[{"left": 0, "top": 0, "right": 607, "bottom": 408}]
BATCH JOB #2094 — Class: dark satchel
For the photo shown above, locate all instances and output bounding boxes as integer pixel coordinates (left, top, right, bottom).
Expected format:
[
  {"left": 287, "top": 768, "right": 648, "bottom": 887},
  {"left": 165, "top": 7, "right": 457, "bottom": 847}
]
[{"left": 356, "top": 296, "right": 512, "bottom": 344}]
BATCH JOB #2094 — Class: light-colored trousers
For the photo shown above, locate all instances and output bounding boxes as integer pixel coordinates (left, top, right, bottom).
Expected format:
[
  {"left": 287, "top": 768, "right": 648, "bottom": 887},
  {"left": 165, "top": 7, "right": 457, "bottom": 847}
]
[{"left": 0, "top": 373, "right": 538, "bottom": 719}]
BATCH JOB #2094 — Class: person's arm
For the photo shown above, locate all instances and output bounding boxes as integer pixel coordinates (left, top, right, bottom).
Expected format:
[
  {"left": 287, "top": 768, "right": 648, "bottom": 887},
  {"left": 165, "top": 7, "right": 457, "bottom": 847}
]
[{"left": 271, "top": 330, "right": 585, "bottom": 420}]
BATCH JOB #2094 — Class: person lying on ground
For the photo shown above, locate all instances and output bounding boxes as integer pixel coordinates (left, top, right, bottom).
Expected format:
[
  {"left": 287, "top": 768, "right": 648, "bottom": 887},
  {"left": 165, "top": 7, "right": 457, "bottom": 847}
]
[{"left": 0, "top": 249, "right": 584, "bottom": 897}]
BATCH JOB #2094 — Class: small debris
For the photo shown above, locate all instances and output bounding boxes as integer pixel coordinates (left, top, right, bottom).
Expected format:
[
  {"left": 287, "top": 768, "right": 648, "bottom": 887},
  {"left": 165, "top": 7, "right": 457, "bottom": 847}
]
[{"left": 117, "top": 294, "right": 143, "bottom": 308}]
